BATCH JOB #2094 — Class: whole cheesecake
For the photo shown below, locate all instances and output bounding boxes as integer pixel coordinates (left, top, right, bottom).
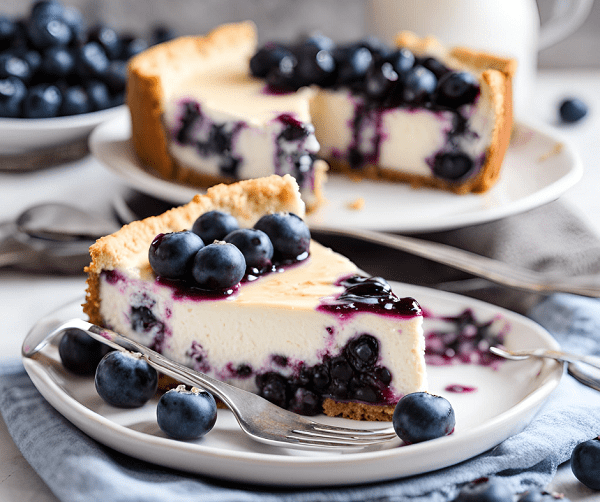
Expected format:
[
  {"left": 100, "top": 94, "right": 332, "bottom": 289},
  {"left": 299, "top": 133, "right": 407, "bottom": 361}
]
[
  {"left": 84, "top": 175, "right": 426, "bottom": 420},
  {"left": 127, "top": 22, "right": 515, "bottom": 209}
]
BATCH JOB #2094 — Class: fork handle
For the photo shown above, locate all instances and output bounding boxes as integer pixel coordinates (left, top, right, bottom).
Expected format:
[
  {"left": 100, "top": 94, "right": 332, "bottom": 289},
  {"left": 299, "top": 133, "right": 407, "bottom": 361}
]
[{"left": 524, "top": 348, "right": 600, "bottom": 370}]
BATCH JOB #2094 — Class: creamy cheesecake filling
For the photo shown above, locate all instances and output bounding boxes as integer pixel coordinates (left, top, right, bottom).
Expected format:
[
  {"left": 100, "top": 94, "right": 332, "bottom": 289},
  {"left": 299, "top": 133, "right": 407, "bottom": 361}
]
[
  {"left": 311, "top": 86, "right": 494, "bottom": 180},
  {"left": 163, "top": 71, "right": 320, "bottom": 202},
  {"left": 97, "top": 241, "right": 426, "bottom": 408}
]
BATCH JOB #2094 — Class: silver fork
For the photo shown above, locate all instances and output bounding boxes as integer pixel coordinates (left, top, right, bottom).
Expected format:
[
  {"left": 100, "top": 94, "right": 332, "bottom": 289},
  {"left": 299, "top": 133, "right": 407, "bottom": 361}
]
[{"left": 22, "top": 318, "right": 398, "bottom": 450}]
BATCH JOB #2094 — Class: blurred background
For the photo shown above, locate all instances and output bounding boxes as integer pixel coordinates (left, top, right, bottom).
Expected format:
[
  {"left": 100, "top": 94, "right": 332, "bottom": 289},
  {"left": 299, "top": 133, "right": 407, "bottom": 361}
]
[{"left": 0, "top": 0, "right": 598, "bottom": 67}]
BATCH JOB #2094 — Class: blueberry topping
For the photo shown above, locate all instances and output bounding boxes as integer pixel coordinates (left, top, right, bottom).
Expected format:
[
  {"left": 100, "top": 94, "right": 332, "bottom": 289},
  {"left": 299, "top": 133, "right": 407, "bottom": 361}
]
[
  {"left": 288, "top": 388, "right": 321, "bottom": 416},
  {"left": 279, "top": 113, "right": 311, "bottom": 141},
  {"left": 454, "top": 478, "right": 515, "bottom": 502},
  {"left": 365, "top": 59, "right": 398, "bottom": 101},
  {"left": 95, "top": 351, "right": 158, "bottom": 408},
  {"left": 402, "top": 66, "right": 437, "bottom": 105},
  {"left": 58, "top": 328, "right": 110, "bottom": 375},
  {"left": 250, "top": 44, "right": 293, "bottom": 78},
  {"left": 254, "top": 212, "right": 310, "bottom": 260},
  {"left": 191, "top": 242, "right": 246, "bottom": 290},
  {"left": 419, "top": 57, "right": 451, "bottom": 79},
  {"left": 192, "top": 210, "right": 240, "bottom": 244},
  {"left": 346, "top": 334, "right": 379, "bottom": 371},
  {"left": 388, "top": 48, "right": 415, "bottom": 76},
  {"left": 571, "top": 437, "right": 600, "bottom": 490},
  {"left": 265, "top": 52, "right": 298, "bottom": 92},
  {"left": 22, "top": 84, "right": 61, "bottom": 118},
  {"left": 59, "top": 85, "right": 91, "bottom": 115},
  {"left": 294, "top": 45, "right": 336, "bottom": 87},
  {"left": 156, "top": 385, "right": 217, "bottom": 440},
  {"left": 432, "top": 153, "right": 474, "bottom": 181},
  {"left": 435, "top": 71, "right": 479, "bottom": 108},
  {"left": 303, "top": 33, "right": 335, "bottom": 52},
  {"left": 392, "top": 392, "right": 455, "bottom": 443},
  {"left": 224, "top": 228, "right": 274, "bottom": 270},
  {"left": 148, "top": 231, "right": 205, "bottom": 279},
  {"left": 333, "top": 44, "right": 373, "bottom": 85},
  {"left": 559, "top": 97, "right": 588, "bottom": 124},
  {"left": 0, "top": 77, "right": 26, "bottom": 117},
  {"left": 257, "top": 372, "right": 288, "bottom": 408}
]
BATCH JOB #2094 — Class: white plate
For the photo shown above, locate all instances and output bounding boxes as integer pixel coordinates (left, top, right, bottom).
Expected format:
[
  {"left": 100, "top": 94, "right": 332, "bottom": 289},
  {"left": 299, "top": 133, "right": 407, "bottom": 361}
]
[
  {"left": 22, "top": 283, "right": 562, "bottom": 487},
  {"left": 0, "top": 105, "right": 127, "bottom": 155},
  {"left": 89, "top": 110, "right": 582, "bottom": 233}
]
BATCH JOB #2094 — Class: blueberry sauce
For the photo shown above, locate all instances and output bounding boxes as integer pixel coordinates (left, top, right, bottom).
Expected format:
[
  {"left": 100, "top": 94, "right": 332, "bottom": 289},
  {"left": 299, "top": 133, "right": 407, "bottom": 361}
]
[
  {"left": 425, "top": 309, "right": 508, "bottom": 367},
  {"left": 445, "top": 384, "right": 477, "bottom": 393},
  {"left": 318, "top": 275, "right": 422, "bottom": 319}
]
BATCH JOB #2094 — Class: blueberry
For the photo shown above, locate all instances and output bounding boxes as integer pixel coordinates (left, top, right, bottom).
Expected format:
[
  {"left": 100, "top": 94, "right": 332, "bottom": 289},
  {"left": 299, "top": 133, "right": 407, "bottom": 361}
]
[
  {"left": 254, "top": 212, "right": 310, "bottom": 260},
  {"left": 95, "top": 351, "right": 158, "bottom": 408},
  {"left": 104, "top": 60, "right": 127, "bottom": 93},
  {"left": 22, "top": 50, "right": 42, "bottom": 75},
  {"left": 60, "top": 85, "right": 90, "bottom": 115},
  {"left": 359, "top": 36, "right": 392, "bottom": 58},
  {"left": 0, "top": 53, "right": 32, "bottom": 83},
  {"left": 0, "top": 77, "right": 26, "bottom": 117},
  {"left": 250, "top": 44, "right": 294, "bottom": 78},
  {"left": 192, "top": 210, "right": 239, "bottom": 244},
  {"left": 61, "top": 5, "right": 86, "bottom": 44},
  {"left": 40, "top": 46, "right": 75, "bottom": 79},
  {"left": 435, "top": 71, "right": 479, "bottom": 108},
  {"left": 365, "top": 59, "right": 398, "bottom": 100},
  {"left": 120, "top": 36, "right": 148, "bottom": 60},
  {"left": 571, "top": 437, "right": 600, "bottom": 490},
  {"left": 58, "top": 328, "right": 110, "bottom": 375},
  {"left": 455, "top": 478, "right": 515, "bottom": 502},
  {"left": 402, "top": 65, "right": 437, "bottom": 105},
  {"left": 311, "top": 364, "right": 330, "bottom": 391},
  {"left": 303, "top": 33, "right": 335, "bottom": 52},
  {"left": 87, "top": 24, "right": 122, "bottom": 60},
  {"left": 265, "top": 52, "right": 299, "bottom": 91},
  {"left": 22, "top": 84, "right": 61, "bottom": 118},
  {"left": 294, "top": 45, "right": 336, "bottom": 87},
  {"left": 432, "top": 153, "right": 474, "bottom": 181},
  {"left": 157, "top": 385, "right": 217, "bottom": 440},
  {"left": 151, "top": 24, "right": 177, "bottom": 46},
  {"left": 85, "top": 79, "right": 111, "bottom": 111},
  {"left": 346, "top": 335, "right": 379, "bottom": 371},
  {"left": 191, "top": 242, "right": 246, "bottom": 290},
  {"left": 27, "top": 16, "right": 72, "bottom": 49},
  {"left": 388, "top": 48, "right": 415, "bottom": 76},
  {"left": 559, "top": 98, "right": 588, "bottom": 124},
  {"left": 30, "top": 0, "right": 65, "bottom": 21},
  {"left": 257, "top": 372, "right": 288, "bottom": 408},
  {"left": 392, "top": 392, "right": 455, "bottom": 443},
  {"left": 77, "top": 41, "right": 109, "bottom": 78},
  {"left": 0, "top": 16, "right": 17, "bottom": 50},
  {"left": 149, "top": 231, "right": 205, "bottom": 279},
  {"left": 278, "top": 113, "right": 311, "bottom": 142},
  {"left": 419, "top": 57, "right": 451, "bottom": 79},
  {"left": 329, "top": 356, "right": 353, "bottom": 382},
  {"left": 333, "top": 44, "right": 373, "bottom": 85},
  {"left": 224, "top": 228, "right": 274, "bottom": 270},
  {"left": 289, "top": 388, "right": 321, "bottom": 416}
]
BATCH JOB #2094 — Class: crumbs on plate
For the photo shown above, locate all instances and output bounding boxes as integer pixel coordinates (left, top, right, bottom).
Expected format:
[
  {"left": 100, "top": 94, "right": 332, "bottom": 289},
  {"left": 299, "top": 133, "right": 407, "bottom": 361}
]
[{"left": 347, "top": 197, "right": 365, "bottom": 210}]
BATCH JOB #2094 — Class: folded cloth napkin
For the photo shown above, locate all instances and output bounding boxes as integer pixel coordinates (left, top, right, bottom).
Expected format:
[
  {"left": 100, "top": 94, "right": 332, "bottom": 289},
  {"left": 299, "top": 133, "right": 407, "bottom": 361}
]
[{"left": 2, "top": 200, "right": 600, "bottom": 502}]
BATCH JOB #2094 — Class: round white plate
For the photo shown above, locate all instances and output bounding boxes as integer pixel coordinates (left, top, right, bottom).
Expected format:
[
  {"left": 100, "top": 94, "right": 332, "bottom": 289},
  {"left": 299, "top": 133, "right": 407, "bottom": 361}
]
[
  {"left": 22, "top": 283, "right": 562, "bottom": 487},
  {"left": 0, "top": 105, "right": 127, "bottom": 155},
  {"left": 89, "top": 110, "right": 582, "bottom": 233}
]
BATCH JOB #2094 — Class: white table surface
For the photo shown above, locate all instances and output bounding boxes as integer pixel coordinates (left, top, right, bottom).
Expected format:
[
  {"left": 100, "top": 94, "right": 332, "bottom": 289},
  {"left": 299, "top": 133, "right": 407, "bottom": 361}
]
[{"left": 1, "top": 69, "right": 600, "bottom": 501}]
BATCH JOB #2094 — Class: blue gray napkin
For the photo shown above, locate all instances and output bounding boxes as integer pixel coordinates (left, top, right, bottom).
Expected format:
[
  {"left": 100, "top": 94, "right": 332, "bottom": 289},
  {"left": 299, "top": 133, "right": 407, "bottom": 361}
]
[{"left": 2, "top": 292, "right": 600, "bottom": 502}]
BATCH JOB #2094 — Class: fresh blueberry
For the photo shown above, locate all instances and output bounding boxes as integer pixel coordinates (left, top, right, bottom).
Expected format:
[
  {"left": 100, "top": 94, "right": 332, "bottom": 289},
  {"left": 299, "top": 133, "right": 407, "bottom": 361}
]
[
  {"left": 571, "top": 437, "right": 600, "bottom": 490},
  {"left": 303, "top": 33, "right": 335, "bottom": 52},
  {"left": 151, "top": 24, "right": 177, "bottom": 46},
  {"left": 61, "top": 5, "right": 86, "bottom": 44},
  {"left": 156, "top": 385, "right": 217, "bottom": 440},
  {"left": 27, "top": 16, "right": 72, "bottom": 49},
  {"left": 0, "top": 77, "right": 26, "bottom": 117},
  {"left": 95, "top": 351, "right": 158, "bottom": 408},
  {"left": 265, "top": 52, "right": 298, "bottom": 91},
  {"left": 22, "top": 84, "right": 62, "bottom": 118},
  {"left": 192, "top": 210, "right": 239, "bottom": 244},
  {"left": 60, "top": 85, "right": 91, "bottom": 115},
  {"left": 148, "top": 231, "right": 205, "bottom": 279},
  {"left": 0, "top": 53, "right": 32, "bottom": 83},
  {"left": 0, "top": 16, "right": 17, "bottom": 50},
  {"left": 432, "top": 153, "right": 474, "bottom": 181},
  {"left": 392, "top": 392, "right": 455, "bottom": 443},
  {"left": 365, "top": 59, "right": 398, "bottom": 100},
  {"left": 559, "top": 98, "right": 588, "bottom": 124},
  {"left": 333, "top": 44, "right": 373, "bottom": 85},
  {"left": 191, "top": 242, "right": 246, "bottom": 290},
  {"left": 30, "top": 0, "right": 65, "bottom": 21},
  {"left": 85, "top": 79, "right": 111, "bottom": 111},
  {"left": 253, "top": 212, "right": 310, "bottom": 260},
  {"left": 402, "top": 65, "right": 437, "bottom": 105},
  {"left": 120, "top": 36, "right": 148, "bottom": 60},
  {"left": 104, "top": 60, "right": 127, "bottom": 93},
  {"left": 22, "top": 50, "right": 42, "bottom": 75},
  {"left": 293, "top": 45, "right": 336, "bottom": 87},
  {"left": 224, "top": 228, "right": 274, "bottom": 270},
  {"left": 388, "top": 48, "right": 415, "bottom": 76},
  {"left": 77, "top": 41, "right": 109, "bottom": 78},
  {"left": 435, "top": 71, "right": 479, "bottom": 108},
  {"left": 455, "top": 478, "right": 515, "bottom": 502},
  {"left": 58, "top": 328, "right": 110, "bottom": 375},
  {"left": 419, "top": 57, "right": 451, "bottom": 79},
  {"left": 40, "top": 46, "right": 75, "bottom": 79},
  {"left": 87, "top": 24, "right": 122, "bottom": 60},
  {"left": 250, "top": 44, "right": 294, "bottom": 78},
  {"left": 359, "top": 36, "right": 392, "bottom": 59}
]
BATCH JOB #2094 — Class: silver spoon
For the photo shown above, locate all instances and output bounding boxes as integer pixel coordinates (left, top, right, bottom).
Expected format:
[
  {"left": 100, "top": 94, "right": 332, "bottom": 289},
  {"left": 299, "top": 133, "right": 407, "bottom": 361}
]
[{"left": 16, "top": 202, "right": 120, "bottom": 241}]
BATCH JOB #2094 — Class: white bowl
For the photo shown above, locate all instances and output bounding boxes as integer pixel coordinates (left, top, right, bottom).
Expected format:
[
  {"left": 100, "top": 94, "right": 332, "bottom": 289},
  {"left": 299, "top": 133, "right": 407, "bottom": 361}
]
[{"left": 0, "top": 104, "right": 127, "bottom": 155}]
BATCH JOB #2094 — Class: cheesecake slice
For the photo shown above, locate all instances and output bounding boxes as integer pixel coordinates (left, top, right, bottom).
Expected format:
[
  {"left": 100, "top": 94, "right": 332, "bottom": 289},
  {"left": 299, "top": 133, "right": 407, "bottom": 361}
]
[
  {"left": 127, "top": 21, "right": 515, "bottom": 207},
  {"left": 84, "top": 175, "right": 426, "bottom": 421}
]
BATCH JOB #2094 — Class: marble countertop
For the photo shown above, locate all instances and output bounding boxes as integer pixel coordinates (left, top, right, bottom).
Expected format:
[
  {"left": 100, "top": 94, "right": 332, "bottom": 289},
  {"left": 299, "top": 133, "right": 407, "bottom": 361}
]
[{"left": 1, "top": 69, "right": 599, "bottom": 501}]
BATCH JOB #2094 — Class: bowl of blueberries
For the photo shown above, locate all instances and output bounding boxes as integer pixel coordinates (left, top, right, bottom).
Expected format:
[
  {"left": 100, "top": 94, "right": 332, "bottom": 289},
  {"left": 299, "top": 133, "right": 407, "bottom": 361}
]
[{"left": 0, "top": 0, "right": 173, "bottom": 155}]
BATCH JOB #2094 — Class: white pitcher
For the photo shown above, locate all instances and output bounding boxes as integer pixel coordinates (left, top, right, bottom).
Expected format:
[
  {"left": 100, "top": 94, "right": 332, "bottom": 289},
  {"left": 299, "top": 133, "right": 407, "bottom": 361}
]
[{"left": 365, "top": 0, "right": 594, "bottom": 117}]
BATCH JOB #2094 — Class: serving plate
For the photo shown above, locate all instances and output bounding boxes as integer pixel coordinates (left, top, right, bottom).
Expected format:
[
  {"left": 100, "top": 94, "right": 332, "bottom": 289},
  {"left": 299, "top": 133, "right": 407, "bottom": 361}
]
[
  {"left": 22, "top": 283, "right": 562, "bottom": 487},
  {"left": 0, "top": 105, "right": 126, "bottom": 156},
  {"left": 89, "top": 109, "right": 582, "bottom": 233}
]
